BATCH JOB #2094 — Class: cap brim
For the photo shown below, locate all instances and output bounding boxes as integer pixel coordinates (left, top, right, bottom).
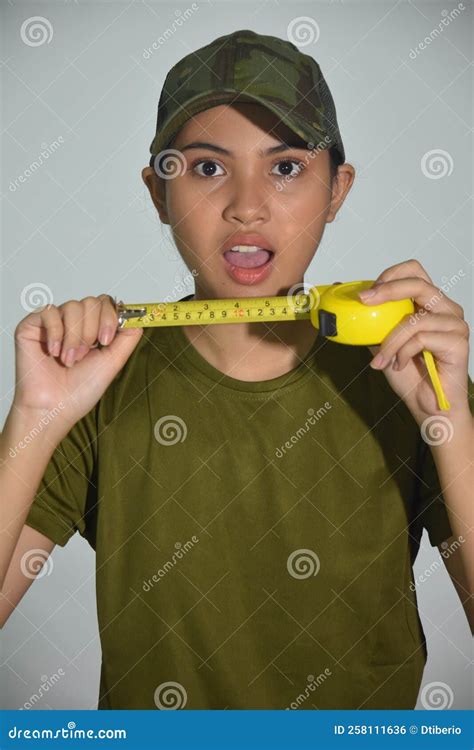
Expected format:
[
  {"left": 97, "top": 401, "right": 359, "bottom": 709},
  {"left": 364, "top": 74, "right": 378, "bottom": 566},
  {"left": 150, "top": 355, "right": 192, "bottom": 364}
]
[{"left": 150, "top": 89, "right": 333, "bottom": 156}]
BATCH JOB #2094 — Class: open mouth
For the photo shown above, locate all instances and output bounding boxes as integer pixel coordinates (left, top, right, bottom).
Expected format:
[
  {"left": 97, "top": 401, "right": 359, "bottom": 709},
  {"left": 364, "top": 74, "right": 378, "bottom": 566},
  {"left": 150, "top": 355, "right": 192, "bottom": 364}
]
[{"left": 223, "top": 246, "right": 274, "bottom": 269}]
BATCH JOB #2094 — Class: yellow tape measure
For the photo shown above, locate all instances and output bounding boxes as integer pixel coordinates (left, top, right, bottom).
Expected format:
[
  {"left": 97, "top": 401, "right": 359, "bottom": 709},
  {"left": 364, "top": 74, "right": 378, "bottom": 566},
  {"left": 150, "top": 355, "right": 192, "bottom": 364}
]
[{"left": 115, "top": 280, "right": 450, "bottom": 411}]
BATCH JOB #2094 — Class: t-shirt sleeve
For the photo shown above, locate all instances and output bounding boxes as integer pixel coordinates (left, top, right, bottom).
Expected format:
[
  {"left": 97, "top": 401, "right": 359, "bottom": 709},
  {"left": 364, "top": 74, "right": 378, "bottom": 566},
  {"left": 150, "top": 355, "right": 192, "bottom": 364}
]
[
  {"left": 412, "top": 373, "right": 473, "bottom": 548},
  {"left": 24, "top": 404, "right": 98, "bottom": 548}
]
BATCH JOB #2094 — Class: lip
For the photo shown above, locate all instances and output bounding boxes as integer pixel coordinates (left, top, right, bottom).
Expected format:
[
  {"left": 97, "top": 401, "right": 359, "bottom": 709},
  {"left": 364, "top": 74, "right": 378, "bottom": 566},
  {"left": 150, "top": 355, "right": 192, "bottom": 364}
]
[
  {"left": 221, "top": 233, "right": 275, "bottom": 254},
  {"left": 222, "top": 247, "right": 275, "bottom": 286}
]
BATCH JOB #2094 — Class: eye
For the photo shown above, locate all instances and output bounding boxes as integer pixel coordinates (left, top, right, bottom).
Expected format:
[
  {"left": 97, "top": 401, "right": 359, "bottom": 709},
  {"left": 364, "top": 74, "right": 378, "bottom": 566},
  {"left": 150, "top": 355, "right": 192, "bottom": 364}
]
[
  {"left": 271, "top": 159, "right": 305, "bottom": 177},
  {"left": 192, "top": 159, "right": 226, "bottom": 178}
]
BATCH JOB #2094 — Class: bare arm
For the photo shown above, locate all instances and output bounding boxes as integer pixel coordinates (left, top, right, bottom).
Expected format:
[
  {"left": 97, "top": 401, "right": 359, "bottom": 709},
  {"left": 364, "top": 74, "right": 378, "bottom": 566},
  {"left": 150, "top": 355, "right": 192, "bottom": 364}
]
[
  {"left": 438, "top": 535, "right": 473, "bottom": 634},
  {"left": 0, "top": 524, "right": 55, "bottom": 628},
  {"left": 1, "top": 293, "right": 142, "bottom": 590},
  {"left": 428, "top": 407, "right": 474, "bottom": 601},
  {"left": 0, "top": 406, "right": 63, "bottom": 590}
]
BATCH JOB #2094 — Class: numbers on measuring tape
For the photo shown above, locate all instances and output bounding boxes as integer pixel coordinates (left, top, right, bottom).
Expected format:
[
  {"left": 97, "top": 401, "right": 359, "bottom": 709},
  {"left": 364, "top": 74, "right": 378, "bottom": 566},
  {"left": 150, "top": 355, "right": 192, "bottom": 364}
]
[{"left": 119, "top": 296, "right": 313, "bottom": 329}]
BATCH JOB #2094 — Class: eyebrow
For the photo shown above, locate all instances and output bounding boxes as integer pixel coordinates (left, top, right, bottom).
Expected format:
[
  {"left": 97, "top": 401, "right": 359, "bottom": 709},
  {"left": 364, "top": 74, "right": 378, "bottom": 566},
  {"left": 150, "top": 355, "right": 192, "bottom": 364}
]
[{"left": 178, "top": 141, "right": 308, "bottom": 156}]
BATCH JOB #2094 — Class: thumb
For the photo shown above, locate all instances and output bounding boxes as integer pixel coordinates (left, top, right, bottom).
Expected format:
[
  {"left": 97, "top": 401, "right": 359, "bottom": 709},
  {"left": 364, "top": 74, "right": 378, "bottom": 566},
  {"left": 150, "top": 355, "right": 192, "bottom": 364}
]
[{"left": 97, "top": 326, "right": 144, "bottom": 375}]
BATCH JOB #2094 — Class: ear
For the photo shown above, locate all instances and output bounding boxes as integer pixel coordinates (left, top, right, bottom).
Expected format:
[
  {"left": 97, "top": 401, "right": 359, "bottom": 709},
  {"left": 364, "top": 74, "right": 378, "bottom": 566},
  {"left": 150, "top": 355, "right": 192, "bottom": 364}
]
[
  {"left": 326, "top": 163, "right": 356, "bottom": 223},
  {"left": 141, "top": 166, "right": 170, "bottom": 224}
]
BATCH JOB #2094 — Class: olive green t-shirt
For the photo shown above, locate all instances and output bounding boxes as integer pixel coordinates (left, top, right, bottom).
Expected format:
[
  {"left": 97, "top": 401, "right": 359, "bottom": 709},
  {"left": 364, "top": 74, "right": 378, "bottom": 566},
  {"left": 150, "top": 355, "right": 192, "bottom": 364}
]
[{"left": 25, "top": 301, "right": 470, "bottom": 710}]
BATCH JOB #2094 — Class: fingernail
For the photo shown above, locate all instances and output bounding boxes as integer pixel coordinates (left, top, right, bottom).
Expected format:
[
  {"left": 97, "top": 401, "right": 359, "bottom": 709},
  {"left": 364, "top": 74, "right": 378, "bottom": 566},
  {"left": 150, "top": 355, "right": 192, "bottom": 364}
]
[
  {"left": 359, "top": 288, "right": 377, "bottom": 299},
  {"left": 65, "top": 348, "right": 76, "bottom": 367},
  {"left": 99, "top": 327, "right": 113, "bottom": 345},
  {"left": 371, "top": 352, "right": 385, "bottom": 368},
  {"left": 52, "top": 341, "right": 61, "bottom": 357}
]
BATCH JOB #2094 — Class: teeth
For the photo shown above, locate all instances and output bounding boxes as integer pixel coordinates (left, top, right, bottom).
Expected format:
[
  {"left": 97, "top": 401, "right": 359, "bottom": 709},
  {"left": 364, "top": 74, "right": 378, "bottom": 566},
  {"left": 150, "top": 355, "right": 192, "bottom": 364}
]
[{"left": 229, "top": 245, "right": 267, "bottom": 253}]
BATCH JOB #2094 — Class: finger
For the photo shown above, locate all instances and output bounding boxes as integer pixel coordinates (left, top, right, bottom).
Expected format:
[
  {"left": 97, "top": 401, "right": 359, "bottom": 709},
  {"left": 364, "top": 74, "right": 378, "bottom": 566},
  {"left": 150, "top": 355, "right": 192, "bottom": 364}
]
[
  {"left": 359, "top": 277, "right": 463, "bottom": 318},
  {"left": 96, "top": 295, "right": 120, "bottom": 346},
  {"left": 371, "top": 313, "right": 468, "bottom": 369},
  {"left": 40, "top": 306, "right": 65, "bottom": 356},
  {"left": 394, "top": 330, "right": 470, "bottom": 371},
  {"left": 19, "top": 304, "right": 65, "bottom": 356},
  {"left": 59, "top": 301, "right": 85, "bottom": 367},
  {"left": 70, "top": 296, "right": 105, "bottom": 362},
  {"left": 372, "top": 259, "right": 433, "bottom": 286}
]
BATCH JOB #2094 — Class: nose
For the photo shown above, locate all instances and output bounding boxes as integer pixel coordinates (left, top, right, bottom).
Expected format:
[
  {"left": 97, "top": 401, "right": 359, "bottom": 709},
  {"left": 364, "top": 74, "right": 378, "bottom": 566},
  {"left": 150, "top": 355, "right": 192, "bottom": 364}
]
[{"left": 222, "top": 174, "right": 270, "bottom": 226}]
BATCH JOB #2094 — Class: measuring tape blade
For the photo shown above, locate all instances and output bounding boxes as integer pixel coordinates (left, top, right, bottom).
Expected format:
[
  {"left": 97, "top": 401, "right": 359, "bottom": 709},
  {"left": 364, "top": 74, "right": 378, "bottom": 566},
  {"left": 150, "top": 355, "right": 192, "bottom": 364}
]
[{"left": 117, "top": 295, "right": 313, "bottom": 329}]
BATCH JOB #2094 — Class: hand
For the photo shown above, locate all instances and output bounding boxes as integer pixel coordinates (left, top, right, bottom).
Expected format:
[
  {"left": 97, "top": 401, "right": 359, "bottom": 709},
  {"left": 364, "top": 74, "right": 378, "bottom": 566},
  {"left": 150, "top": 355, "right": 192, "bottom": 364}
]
[
  {"left": 357, "top": 260, "right": 470, "bottom": 421},
  {"left": 12, "top": 294, "right": 143, "bottom": 439}
]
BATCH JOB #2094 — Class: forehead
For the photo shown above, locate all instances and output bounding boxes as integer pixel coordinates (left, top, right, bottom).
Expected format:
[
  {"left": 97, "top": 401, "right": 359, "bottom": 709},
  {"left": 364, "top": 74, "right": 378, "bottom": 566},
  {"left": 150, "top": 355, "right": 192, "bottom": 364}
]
[{"left": 173, "top": 102, "right": 302, "bottom": 147}]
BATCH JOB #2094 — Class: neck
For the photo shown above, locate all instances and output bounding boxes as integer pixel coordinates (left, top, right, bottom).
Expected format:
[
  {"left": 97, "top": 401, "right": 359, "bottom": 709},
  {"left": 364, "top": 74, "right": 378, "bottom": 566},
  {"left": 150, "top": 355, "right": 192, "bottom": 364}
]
[{"left": 181, "top": 289, "right": 318, "bottom": 381}]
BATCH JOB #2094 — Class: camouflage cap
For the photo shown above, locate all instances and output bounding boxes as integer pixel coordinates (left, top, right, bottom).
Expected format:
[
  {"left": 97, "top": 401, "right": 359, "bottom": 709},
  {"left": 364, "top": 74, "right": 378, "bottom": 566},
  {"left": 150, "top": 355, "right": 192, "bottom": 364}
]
[{"left": 149, "top": 28, "right": 345, "bottom": 165}]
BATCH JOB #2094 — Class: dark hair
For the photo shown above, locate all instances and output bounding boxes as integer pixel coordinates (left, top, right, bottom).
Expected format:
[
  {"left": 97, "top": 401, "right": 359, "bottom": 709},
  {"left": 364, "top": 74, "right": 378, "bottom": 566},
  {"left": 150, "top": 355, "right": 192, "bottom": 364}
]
[
  {"left": 150, "top": 143, "right": 343, "bottom": 179},
  {"left": 328, "top": 145, "right": 343, "bottom": 180}
]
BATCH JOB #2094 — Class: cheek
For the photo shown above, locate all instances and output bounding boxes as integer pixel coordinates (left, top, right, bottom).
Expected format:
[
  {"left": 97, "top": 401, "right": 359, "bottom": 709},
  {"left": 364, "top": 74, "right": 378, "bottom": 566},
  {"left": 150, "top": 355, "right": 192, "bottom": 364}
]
[{"left": 167, "top": 180, "right": 221, "bottom": 224}]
